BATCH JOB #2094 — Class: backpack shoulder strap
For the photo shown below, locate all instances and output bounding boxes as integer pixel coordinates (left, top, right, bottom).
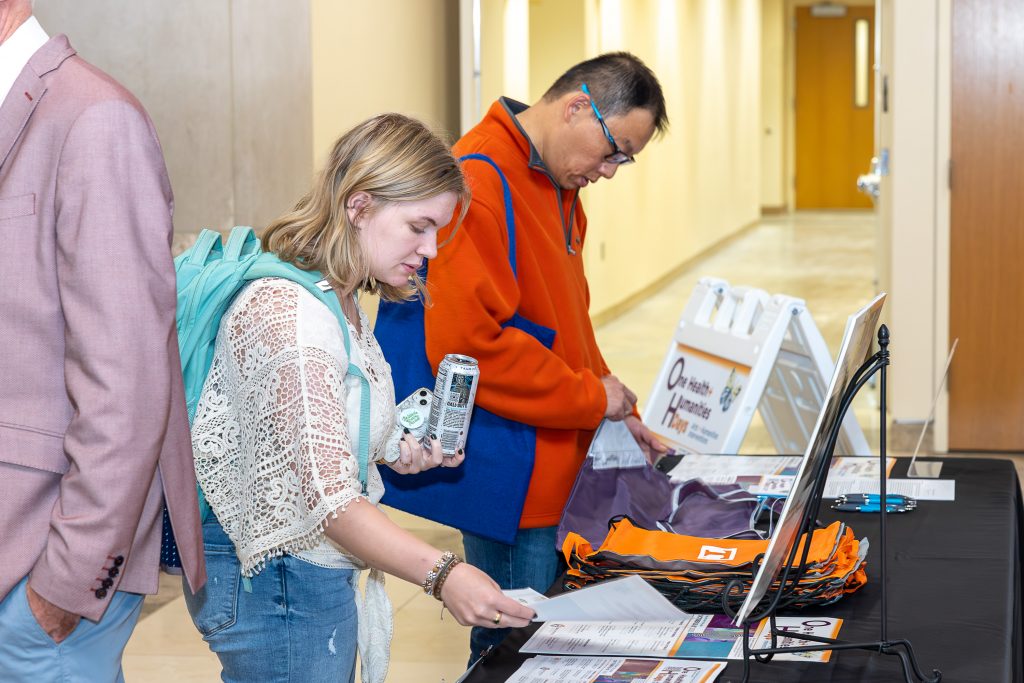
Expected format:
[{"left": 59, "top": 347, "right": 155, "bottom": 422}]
[
  {"left": 224, "top": 226, "right": 262, "bottom": 261},
  {"left": 459, "top": 153, "right": 518, "bottom": 279},
  {"left": 179, "top": 228, "right": 223, "bottom": 269}
]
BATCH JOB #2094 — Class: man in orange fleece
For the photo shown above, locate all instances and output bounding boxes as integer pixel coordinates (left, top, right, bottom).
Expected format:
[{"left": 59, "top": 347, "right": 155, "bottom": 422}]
[{"left": 423, "top": 53, "right": 670, "bottom": 661}]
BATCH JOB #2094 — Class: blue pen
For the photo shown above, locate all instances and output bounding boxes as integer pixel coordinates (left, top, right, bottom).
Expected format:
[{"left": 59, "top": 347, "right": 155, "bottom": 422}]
[{"left": 832, "top": 502, "right": 912, "bottom": 513}]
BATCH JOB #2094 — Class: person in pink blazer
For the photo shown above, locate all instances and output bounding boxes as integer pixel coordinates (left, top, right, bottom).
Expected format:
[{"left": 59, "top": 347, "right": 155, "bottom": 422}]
[{"left": 0, "top": 3, "right": 206, "bottom": 679}]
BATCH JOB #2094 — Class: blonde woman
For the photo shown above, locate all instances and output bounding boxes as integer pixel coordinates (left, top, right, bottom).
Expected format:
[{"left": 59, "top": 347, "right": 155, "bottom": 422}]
[{"left": 183, "top": 113, "right": 533, "bottom": 683}]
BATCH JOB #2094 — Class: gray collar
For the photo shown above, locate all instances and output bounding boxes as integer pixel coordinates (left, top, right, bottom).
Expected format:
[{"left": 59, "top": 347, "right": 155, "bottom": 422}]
[{"left": 499, "top": 97, "right": 553, "bottom": 177}]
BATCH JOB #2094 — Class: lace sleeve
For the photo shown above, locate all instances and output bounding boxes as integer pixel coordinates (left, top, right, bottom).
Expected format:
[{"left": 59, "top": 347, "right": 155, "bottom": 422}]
[{"left": 192, "top": 279, "right": 365, "bottom": 574}]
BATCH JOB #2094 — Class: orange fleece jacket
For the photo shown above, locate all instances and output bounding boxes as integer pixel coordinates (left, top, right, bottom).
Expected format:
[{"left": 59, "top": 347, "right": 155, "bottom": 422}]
[{"left": 424, "top": 99, "right": 610, "bottom": 528}]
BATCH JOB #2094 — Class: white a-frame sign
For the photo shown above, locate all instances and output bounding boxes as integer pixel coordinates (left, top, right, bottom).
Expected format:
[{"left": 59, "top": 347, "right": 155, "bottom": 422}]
[{"left": 642, "top": 277, "right": 870, "bottom": 456}]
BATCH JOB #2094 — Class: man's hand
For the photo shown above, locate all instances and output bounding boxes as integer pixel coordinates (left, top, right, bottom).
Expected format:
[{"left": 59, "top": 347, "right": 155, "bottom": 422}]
[
  {"left": 624, "top": 415, "right": 669, "bottom": 464},
  {"left": 26, "top": 582, "right": 80, "bottom": 644},
  {"left": 601, "top": 375, "right": 637, "bottom": 421}
]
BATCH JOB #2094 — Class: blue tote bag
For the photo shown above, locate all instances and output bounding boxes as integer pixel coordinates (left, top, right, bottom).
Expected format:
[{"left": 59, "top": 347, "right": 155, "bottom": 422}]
[{"left": 375, "top": 154, "right": 555, "bottom": 545}]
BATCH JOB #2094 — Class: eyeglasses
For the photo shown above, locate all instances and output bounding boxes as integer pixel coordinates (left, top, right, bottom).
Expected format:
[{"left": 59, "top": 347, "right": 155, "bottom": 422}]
[{"left": 581, "top": 83, "right": 635, "bottom": 165}]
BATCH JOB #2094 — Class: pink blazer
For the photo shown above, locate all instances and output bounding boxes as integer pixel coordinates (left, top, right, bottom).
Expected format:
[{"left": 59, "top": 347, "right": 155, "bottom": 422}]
[{"left": 0, "top": 35, "right": 205, "bottom": 621}]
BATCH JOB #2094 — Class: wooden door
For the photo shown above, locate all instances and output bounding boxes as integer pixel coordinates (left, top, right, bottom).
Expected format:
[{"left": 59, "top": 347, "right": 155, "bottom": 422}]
[
  {"left": 795, "top": 6, "right": 875, "bottom": 209},
  {"left": 949, "top": 0, "right": 1024, "bottom": 451}
]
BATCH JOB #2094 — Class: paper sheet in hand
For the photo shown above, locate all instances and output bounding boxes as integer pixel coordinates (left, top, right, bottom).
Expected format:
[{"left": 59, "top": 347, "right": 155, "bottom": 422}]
[
  {"left": 506, "top": 655, "right": 726, "bottom": 683},
  {"left": 503, "top": 575, "right": 689, "bottom": 622}
]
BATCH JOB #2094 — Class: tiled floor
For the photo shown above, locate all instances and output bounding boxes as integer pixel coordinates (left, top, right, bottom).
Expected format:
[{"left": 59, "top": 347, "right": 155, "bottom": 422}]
[{"left": 122, "top": 211, "right": 1023, "bottom": 681}]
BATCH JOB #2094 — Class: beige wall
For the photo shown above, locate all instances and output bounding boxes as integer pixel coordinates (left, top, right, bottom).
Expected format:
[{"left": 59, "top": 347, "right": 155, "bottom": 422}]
[
  {"left": 760, "top": 0, "right": 785, "bottom": 209},
  {"left": 479, "top": 0, "right": 508, "bottom": 111},
  {"left": 310, "top": 0, "right": 460, "bottom": 164},
  {"left": 34, "top": 1, "right": 313, "bottom": 244},
  {"left": 528, "top": 0, "right": 586, "bottom": 104}
]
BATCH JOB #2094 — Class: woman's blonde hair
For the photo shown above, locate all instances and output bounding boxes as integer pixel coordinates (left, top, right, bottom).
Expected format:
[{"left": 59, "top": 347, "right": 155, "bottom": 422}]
[{"left": 262, "top": 113, "right": 469, "bottom": 302}]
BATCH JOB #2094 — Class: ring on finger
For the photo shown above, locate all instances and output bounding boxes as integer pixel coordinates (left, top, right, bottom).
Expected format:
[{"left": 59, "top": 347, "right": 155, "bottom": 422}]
[{"left": 492, "top": 611, "right": 502, "bottom": 625}]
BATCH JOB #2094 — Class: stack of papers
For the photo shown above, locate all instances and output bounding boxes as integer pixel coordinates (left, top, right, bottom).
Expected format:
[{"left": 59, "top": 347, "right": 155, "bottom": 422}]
[
  {"left": 505, "top": 656, "right": 726, "bottom": 683},
  {"left": 521, "top": 615, "right": 842, "bottom": 662}
]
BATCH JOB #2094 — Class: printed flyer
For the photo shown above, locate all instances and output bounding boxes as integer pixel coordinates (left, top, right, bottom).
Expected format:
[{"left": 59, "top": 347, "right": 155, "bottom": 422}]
[
  {"left": 747, "top": 616, "right": 844, "bottom": 662},
  {"left": 505, "top": 656, "right": 725, "bottom": 683}
]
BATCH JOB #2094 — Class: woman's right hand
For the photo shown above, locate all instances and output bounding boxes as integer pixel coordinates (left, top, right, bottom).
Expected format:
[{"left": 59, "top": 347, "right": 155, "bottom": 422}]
[{"left": 439, "top": 563, "right": 535, "bottom": 629}]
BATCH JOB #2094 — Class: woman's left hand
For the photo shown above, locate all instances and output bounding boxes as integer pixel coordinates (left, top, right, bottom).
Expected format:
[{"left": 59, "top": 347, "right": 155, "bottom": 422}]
[{"left": 389, "top": 433, "right": 464, "bottom": 474}]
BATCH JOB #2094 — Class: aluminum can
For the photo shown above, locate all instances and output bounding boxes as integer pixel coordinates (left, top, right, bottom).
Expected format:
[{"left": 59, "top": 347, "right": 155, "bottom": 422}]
[{"left": 427, "top": 354, "right": 479, "bottom": 455}]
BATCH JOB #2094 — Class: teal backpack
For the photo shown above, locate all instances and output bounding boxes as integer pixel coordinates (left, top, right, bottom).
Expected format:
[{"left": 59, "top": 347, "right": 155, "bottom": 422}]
[{"left": 175, "top": 226, "right": 371, "bottom": 523}]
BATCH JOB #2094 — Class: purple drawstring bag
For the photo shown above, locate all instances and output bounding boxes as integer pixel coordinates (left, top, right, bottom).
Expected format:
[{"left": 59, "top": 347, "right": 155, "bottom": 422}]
[
  {"left": 660, "top": 477, "right": 764, "bottom": 539},
  {"left": 555, "top": 457, "right": 764, "bottom": 551}
]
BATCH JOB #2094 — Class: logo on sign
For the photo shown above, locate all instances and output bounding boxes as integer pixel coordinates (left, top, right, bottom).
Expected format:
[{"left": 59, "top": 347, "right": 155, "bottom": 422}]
[{"left": 697, "top": 545, "right": 737, "bottom": 562}]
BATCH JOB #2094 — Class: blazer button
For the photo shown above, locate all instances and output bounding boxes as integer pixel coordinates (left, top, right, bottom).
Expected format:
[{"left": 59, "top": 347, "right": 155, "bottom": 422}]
[
  {"left": 113, "top": 556, "right": 124, "bottom": 567},
  {"left": 95, "top": 588, "right": 107, "bottom": 599},
  {"left": 102, "top": 578, "right": 113, "bottom": 589},
  {"left": 108, "top": 567, "right": 120, "bottom": 578}
]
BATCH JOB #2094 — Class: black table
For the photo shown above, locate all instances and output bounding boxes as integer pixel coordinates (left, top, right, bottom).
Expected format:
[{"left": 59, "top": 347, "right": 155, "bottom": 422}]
[{"left": 464, "top": 457, "right": 1023, "bottom": 683}]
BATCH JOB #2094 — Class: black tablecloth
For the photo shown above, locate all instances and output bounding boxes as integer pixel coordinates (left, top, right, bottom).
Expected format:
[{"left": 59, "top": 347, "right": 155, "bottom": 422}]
[{"left": 463, "top": 457, "right": 1023, "bottom": 683}]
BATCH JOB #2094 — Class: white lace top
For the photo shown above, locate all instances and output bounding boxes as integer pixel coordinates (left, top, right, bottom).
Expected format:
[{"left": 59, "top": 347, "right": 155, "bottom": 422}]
[
  {"left": 192, "top": 278, "right": 396, "bottom": 574},
  {"left": 191, "top": 278, "right": 398, "bottom": 683}
]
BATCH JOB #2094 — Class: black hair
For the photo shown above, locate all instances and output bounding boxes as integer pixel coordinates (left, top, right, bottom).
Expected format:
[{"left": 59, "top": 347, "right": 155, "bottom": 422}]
[{"left": 543, "top": 52, "right": 668, "bottom": 135}]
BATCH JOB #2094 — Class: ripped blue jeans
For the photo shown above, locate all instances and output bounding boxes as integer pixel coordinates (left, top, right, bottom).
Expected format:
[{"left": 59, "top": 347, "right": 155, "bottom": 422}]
[{"left": 183, "top": 516, "right": 358, "bottom": 683}]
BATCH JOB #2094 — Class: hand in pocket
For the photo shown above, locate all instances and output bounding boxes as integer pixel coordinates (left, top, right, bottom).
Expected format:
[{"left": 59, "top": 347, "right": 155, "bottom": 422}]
[{"left": 26, "top": 583, "right": 80, "bottom": 644}]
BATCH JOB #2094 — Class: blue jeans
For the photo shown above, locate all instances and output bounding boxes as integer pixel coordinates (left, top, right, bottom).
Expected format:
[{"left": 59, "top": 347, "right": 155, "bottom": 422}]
[
  {"left": 183, "top": 516, "right": 358, "bottom": 683},
  {"left": 0, "top": 576, "right": 143, "bottom": 683},
  {"left": 461, "top": 525, "right": 561, "bottom": 664}
]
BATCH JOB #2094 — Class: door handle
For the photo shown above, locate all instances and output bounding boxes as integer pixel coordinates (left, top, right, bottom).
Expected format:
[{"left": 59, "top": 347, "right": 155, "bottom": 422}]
[{"left": 857, "top": 156, "right": 881, "bottom": 199}]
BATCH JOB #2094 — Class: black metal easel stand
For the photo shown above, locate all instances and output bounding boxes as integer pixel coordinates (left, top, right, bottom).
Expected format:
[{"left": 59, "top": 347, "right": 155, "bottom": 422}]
[{"left": 724, "top": 325, "right": 941, "bottom": 683}]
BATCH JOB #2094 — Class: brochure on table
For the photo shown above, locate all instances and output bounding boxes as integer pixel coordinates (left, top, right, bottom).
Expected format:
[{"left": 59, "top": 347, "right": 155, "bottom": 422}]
[
  {"left": 667, "top": 454, "right": 893, "bottom": 493},
  {"left": 519, "top": 615, "right": 842, "bottom": 663},
  {"left": 505, "top": 656, "right": 726, "bottom": 683},
  {"left": 824, "top": 476, "right": 955, "bottom": 501},
  {"left": 666, "top": 453, "right": 955, "bottom": 501}
]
